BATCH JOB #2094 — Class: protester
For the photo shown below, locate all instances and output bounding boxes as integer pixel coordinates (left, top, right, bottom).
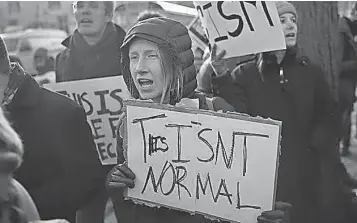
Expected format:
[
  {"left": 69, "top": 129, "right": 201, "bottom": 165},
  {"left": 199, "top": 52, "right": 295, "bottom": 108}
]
[
  {"left": 54, "top": 1, "right": 127, "bottom": 222},
  {"left": 55, "top": 1, "right": 126, "bottom": 82},
  {"left": 134, "top": 10, "right": 198, "bottom": 98},
  {"left": 32, "top": 48, "right": 56, "bottom": 86},
  {"left": 105, "top": 17, "right": 289, "bottom": 223},
  {"left": 198, "top": 2, "right": 345, "bottom": 223},
  {"left": 338, "top": 3, "right": 357, "bottom": 157},
  {"left": 0, "top": 102, "right": 71, "bottom": 223},
  {"left": 0, "top": 36, "right": 106, "bottom": 222}
]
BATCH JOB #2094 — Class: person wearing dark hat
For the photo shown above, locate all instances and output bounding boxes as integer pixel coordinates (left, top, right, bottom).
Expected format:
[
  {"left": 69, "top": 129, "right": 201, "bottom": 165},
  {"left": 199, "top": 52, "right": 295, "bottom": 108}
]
[
  {"left": 205, "top": 1, "right": 343, "bottom": 223},
  {"left": 105, "top": 17, "right": 289, "bottom": 223},
  {"left": 0, "top": 36, "right": 107, "bottom": 223}
]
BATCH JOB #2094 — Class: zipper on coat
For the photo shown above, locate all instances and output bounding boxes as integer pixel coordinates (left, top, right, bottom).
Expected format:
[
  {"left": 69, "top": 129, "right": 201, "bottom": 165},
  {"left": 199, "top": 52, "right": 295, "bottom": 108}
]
[{"left": 279, "top": 66, "right": 288, "bottom": 91}]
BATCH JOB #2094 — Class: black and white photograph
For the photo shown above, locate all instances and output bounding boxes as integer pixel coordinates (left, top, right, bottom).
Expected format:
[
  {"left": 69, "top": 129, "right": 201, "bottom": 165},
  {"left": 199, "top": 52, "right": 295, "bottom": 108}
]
[{"left": 0, "top": 1, "right": 357, "bottom": 223}]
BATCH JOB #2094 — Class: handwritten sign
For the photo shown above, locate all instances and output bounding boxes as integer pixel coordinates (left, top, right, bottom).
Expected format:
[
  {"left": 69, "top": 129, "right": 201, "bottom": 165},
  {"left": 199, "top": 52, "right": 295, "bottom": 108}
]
[
  {"left": 124, "top": 101, "right": 281, "bottom": 223},
  {"left": 45, "top": 76, "right": 131, "bottom": 165},
  {"left": 194, "top": 1, "right": 286, "bottom": 58},
  {"left": 188, "top": 16, "right": 210, "bottom": 51}
]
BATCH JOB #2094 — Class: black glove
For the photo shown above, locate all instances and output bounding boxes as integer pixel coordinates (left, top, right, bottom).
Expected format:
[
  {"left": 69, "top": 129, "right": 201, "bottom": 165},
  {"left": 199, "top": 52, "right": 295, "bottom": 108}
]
[{"left": 257, "top": 202, "right": 292, "bottom": 223}]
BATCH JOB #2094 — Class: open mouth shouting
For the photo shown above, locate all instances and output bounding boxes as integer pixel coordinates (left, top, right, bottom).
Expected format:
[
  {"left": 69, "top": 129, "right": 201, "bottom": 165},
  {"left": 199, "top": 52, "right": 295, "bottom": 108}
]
[
  {"left": 285, "top": 33, "right": 295, "bottom": 38},
  {"left": 80, "top": 18, "right": 93, "bottom": 25},
  {"left": 137, "top": 78, "right": 154, "bottom": 89}
]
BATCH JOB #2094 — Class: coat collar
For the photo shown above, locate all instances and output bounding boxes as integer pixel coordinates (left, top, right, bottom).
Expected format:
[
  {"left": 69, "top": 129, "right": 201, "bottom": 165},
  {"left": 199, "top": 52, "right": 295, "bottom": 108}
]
[
  {"left": 61, "top": 22, "right": 126, "bottom": 48},
  {"left": 6, "top": 75, "right": 42, "bottom": 109}
]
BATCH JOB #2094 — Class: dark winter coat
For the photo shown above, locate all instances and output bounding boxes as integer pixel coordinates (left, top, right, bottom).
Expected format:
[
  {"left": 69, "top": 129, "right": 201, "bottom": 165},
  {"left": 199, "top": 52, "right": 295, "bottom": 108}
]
[
  {"left": 339, "top": 17, "right": 357, "bottom": 111},
  {"left": 9, "top": 74, "right": 107, "bottom": 222},
  {"left": 212, "top": 47, "right": 338, "bottom": 223},
  {"left": 55, "top": 22, "right": 126, "bottom": 82}
]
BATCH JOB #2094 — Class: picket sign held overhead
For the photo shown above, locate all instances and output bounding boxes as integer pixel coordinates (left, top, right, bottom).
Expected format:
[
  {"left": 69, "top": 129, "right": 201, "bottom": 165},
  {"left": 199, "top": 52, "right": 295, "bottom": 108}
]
[
  {"left": 194, "top": 1, "right": 286, "bottom": 58},
  {"left": 123, "top": 100, "right": 281, "bottom": 223},
  {"left": 45, "top": 76, "right": 131, "bottom": 165}
]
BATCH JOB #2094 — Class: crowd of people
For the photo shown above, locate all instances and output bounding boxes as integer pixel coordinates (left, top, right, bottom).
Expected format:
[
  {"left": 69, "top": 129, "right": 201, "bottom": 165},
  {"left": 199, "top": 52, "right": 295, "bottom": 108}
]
[{"left": 1, "top": 1, "right": 357, "bottom": 223}]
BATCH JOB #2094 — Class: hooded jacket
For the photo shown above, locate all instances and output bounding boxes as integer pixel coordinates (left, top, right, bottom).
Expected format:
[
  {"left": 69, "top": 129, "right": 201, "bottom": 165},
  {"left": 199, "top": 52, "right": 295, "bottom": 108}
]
[
  {"left": 108, "top": 17, "right": 227, "bottom": 223},
  {"left": 212, "top": 47, "right": 339, "bottom": 223},
  {"left": 120, "top": 17, "right": 197, "bottom": 103}
]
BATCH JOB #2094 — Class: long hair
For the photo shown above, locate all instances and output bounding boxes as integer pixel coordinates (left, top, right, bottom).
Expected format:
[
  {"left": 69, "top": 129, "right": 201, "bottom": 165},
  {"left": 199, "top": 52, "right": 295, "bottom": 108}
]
[{"left": 157, "top": 45, "right": 183, "bottom": 105}]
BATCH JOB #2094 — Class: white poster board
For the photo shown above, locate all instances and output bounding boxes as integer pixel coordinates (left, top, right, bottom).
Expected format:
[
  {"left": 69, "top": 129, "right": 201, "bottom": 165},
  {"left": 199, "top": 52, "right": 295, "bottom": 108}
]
[
  {"left": 45, "top": 76, "right": 131, "bottom": 165},
  {"left": 124, "top": 101, "right": 281, "bottom": 223},
  {"left": 193, "top": 1, "right": 286, "bottom": 58}
]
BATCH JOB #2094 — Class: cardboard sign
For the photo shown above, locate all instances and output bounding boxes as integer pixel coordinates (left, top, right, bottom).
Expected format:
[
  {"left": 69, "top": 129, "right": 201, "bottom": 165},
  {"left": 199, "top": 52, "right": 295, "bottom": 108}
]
[
  {"left": 188, "top": 16, "right": 210, "bottom": 51},
  {"left": 194, "top": 1, "right": 286, "bottom": 58},
  {"left": 124, "top": 101, "right": 281, "bottom": 223},
  {"left": 45, "top": 76, "right": 131, "bottom": 165}
]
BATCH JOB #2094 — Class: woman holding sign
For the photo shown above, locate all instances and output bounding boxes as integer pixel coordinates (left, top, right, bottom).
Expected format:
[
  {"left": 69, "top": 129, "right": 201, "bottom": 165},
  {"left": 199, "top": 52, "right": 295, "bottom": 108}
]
[
  {"left": 106, "top": 17, "right": 290, "bottom": 223},
  {"left": 206, "top": 2, "right": 345, "bottom": 223}
]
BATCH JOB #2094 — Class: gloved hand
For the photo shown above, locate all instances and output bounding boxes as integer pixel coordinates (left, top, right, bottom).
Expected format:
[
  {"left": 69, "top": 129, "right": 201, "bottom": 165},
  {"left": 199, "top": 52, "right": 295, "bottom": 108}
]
[
  {"left": 257, "top": 202, "right": 292, "bottom": 223},
  {"left": 196, "top": 57, "right": 214, "bottom": 94},
  {"left": 209, "top": 44, "right": 229, "bottom": 77},
  {"left": 106, "top": 162, "right": 136, "bottom": 190}
]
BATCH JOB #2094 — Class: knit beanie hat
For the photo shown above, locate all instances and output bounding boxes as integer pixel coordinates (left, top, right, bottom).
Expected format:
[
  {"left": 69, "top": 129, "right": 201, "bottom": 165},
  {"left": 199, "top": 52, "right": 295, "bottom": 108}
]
[
  {"left": 0, "top": 36, "right": 11, "bottom": 74},
  {"left": 120, "top": 17, "right": 196, "bottom": 105},
  {"left": 275, "top": 1, "right": 297, "bottom": 17},
  {"left": 0, "top": 108, "right": 23, "bottom": 174}
]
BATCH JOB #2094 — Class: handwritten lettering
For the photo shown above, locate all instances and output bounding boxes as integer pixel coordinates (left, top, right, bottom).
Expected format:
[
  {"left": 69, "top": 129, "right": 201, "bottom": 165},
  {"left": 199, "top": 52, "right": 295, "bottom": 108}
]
[{"left": 196, "top": 1, "right": 275, "bottom": 43}]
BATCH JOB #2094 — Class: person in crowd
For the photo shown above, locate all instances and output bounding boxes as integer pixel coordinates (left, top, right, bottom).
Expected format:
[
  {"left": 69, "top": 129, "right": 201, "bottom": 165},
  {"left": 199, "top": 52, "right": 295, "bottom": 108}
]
[
  {"left": 55, "top": 1, "right": 126, "bottom": 222},
  {"left": 55, "top": 1, "right": 126, "bottom": 82},
  {"left": 338, "top": 3, "right": 357, "bottom": 157},
  {"left": 0, "top": 36, "right": 106, "bottom": 223},
  {"left": 32, "top": 48, "right": 56, "bottom": 86},
  {"left": 134, "top": 10, "right": 198, "bottom": 98},
  {"left": 105, "top": 17, "right": 290, "bottom": 223},
  {"left": 198, "top": 2, "right": 347, "bottom": 223},
  {"left": 0, "top": 100, "right": 70, "bottom": 223},
  {"left": 56, "top": 2, "right": 196, "bottom": 221},
  {"left": 136, "top": 10, "right": 163, "bottom": 22}
]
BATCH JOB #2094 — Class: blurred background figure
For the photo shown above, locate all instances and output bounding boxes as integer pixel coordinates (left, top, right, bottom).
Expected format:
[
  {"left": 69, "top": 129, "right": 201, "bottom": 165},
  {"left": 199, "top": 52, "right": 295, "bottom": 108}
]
[
  {"left": 338, "top": 2, "right": 357, "bottom": 157},
  {"left": 135, "top": 10, "right": 163, "bottom": 22},
  {"left": 32, "top": 48, "right": 55, "bottom": 86}
]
